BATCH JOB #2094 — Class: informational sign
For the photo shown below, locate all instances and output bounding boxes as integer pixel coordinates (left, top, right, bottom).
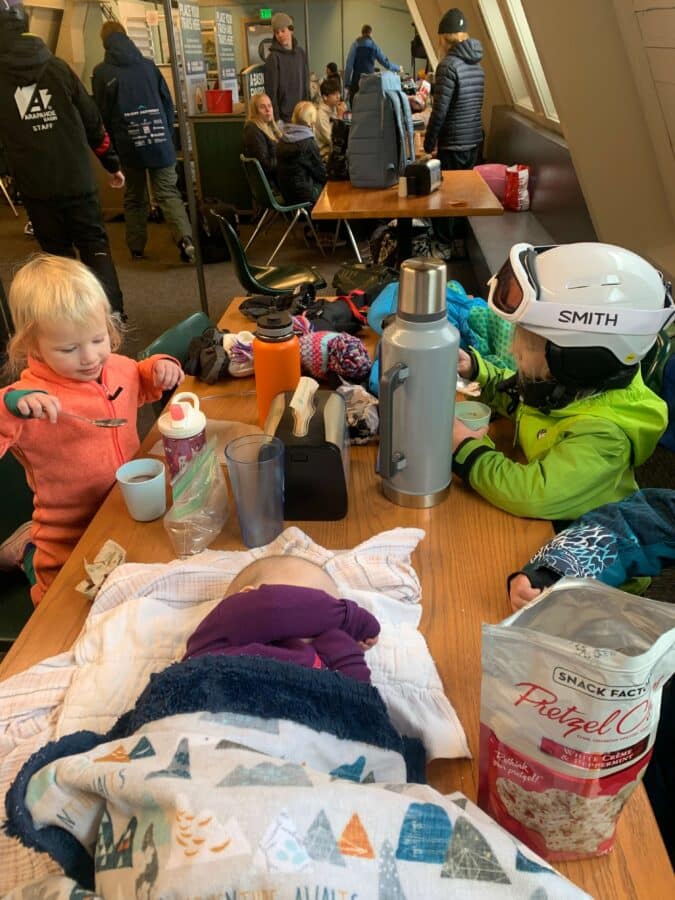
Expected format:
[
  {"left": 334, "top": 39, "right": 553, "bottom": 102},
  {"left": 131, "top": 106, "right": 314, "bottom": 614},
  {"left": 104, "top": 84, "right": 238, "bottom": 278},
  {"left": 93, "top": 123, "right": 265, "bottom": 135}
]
[
  {"left": 177, "top": 1, "right": 208, "bottom": 114},
  {"left": 214, "top": 8, "right": 239, "bottom": 102},
  {"left": 259, "top": 8, "right": 272, "bottom": 19},
  {"left": 241, "top": 63, "right": 266, "bottom": 108}
]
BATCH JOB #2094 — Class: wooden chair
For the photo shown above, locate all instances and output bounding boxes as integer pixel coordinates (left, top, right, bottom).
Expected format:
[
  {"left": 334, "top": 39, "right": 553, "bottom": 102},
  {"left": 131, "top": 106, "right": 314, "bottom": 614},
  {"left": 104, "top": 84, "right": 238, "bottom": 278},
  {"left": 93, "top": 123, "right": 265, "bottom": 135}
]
[
  {"left": 213, "top": 212, "right": 326, "bottom": 297},
  {"left": 240, "top": 155, "right": 324, "bottom": 264}
]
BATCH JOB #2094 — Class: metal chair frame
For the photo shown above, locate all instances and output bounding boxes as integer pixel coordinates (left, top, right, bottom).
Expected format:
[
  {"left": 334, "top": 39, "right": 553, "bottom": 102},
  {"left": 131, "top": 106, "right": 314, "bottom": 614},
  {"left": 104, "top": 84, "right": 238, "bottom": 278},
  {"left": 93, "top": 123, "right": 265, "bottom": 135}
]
[
  {"left": 212, "top": 211, "right": 326, "bottom": 297},
  {"left": 239, "top": 155, "right": 324, "bottom": 264}
]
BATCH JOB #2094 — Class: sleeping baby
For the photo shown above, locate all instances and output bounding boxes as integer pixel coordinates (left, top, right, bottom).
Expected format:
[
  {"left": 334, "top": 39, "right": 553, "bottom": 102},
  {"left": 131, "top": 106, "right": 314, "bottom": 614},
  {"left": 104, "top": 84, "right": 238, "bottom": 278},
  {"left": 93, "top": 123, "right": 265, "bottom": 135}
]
[{"left": 183, "top": 555, "right": 380, "bottom": 683}]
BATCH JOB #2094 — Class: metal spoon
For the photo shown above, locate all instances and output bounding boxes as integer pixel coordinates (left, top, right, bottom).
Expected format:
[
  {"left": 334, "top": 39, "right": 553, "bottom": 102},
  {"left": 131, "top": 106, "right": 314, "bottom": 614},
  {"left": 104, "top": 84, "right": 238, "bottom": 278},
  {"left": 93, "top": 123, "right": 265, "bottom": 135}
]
[{"left": 59, "top": 411, "right": 128, "bottom": 428}]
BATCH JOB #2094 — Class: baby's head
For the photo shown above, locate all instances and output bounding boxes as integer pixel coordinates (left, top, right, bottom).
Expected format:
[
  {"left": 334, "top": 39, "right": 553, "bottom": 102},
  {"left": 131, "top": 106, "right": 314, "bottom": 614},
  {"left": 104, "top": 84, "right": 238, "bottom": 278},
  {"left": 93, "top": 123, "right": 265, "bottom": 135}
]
[
  {"left": 225, "top": 555, "right": 338, "bottom": 598},
  {"left": 5, "top": 254, "right": 122, "bottom": 378}
]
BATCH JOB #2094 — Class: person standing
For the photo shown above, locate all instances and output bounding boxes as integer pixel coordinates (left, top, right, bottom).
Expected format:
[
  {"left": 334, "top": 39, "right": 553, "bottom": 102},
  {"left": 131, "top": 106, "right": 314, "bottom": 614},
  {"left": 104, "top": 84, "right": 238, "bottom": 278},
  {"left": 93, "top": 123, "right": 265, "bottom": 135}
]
[
  {"left": 423, "top": 7, "right": 484, "bottom": 254},
  {"left": 344, "top": 24, "right": 402, "bottom": 106},
  {"left": 0, "top": 1, "right": 125, "bottom": 315},
  {"left": 263, "top": 12, "right": 310, "bottom": 124},
  {"left": 92, "top": 21, "right": 195, "bottom": 264}
]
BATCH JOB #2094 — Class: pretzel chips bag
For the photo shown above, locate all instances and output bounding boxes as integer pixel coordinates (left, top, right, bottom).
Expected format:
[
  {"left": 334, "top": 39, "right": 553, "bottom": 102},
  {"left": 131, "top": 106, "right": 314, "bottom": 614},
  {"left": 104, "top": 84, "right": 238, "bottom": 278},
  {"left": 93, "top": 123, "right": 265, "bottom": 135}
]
[{"left": 478, "top": 578, "right": 675, "bottom": 861}]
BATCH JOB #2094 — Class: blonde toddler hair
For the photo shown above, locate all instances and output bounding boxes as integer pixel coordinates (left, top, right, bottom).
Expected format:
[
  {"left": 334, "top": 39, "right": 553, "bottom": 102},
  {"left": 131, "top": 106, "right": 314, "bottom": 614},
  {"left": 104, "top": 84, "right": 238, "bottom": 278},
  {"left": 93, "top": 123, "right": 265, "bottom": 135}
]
[
  {"left": 510, "top": 324, "right": 552, "bottom": 381},
  {"left": 225, "top": 555, "right": 338, "bottom": 598},
  {"left": 291, "top": 101, "right": 317, "bottom": 129},
  {"left": 5, "top": 254, "right": 122, "bottom": 377}
]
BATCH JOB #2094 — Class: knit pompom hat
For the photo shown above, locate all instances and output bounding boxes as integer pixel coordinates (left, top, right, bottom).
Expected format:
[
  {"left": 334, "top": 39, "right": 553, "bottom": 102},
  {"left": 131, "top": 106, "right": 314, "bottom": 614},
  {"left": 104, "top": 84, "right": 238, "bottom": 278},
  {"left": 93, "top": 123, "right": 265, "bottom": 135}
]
[{"left": 299, "top": 330, "right": 371, "bottom": 381}]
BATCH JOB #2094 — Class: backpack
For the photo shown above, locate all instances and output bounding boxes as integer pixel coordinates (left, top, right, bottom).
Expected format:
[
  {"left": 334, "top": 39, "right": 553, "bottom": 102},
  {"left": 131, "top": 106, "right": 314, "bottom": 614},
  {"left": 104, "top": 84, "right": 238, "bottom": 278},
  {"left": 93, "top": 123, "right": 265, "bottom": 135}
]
[
  {"left": 369, "top": 219, "right": 433, "bottom": 268},
  {"left": 347, "top": 71, "right": 415, "bottom": 189},
  {"left": 197, "top": 198, "right": 237, "bottom": 264},
  {"left": 326, "top": 118, "right": 350, "bottom": 181}
]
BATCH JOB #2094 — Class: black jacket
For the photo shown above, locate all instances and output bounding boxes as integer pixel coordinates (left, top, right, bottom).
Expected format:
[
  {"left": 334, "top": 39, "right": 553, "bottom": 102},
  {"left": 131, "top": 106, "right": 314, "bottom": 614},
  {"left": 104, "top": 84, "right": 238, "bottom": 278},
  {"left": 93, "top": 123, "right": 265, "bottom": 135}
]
[
  {"left": 0, "top": 34, "right": 120, "bottom": 200},
  {"left": 263, "top": 37, "right": 309, "bottom": 123},
  {"left": 92, "top": 32, "right": 175, "bottom": 169},
  {"left": 242, "top": 122, "right": 278, "bottom": 183},
  {"left": 276, "top": 125, "right": 326, "bottom": 205},
  {"left": 424, "top": 39, "right": 484, "bottom": 153}
]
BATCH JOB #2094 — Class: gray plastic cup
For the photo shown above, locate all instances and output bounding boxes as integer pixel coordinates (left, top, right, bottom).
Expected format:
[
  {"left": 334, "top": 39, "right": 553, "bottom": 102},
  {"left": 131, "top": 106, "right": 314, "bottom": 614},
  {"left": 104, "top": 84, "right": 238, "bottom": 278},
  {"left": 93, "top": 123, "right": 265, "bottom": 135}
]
[
  {"left": 116, "top": 458, "right": 167, "bottom": 521},
  {"left": 225, "top": 434, "right": 284, "bottom": 548},
  {"left": 455, "top": 400, "right": 492, "bottom": 431}
]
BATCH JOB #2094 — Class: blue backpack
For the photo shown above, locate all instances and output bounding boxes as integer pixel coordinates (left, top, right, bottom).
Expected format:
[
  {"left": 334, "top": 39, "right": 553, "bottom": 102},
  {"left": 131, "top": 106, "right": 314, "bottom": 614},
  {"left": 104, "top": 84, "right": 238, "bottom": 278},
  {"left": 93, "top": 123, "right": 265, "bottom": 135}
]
[{"left": 347, "top": 71, "right": 415, "bottom": 188}]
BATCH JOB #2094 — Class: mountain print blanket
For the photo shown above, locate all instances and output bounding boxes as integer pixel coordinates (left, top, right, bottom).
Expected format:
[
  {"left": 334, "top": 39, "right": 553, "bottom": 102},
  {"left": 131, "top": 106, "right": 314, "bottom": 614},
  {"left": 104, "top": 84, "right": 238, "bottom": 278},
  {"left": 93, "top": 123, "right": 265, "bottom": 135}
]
[{"left": 4, "top": 655, "right": 589, "bottom": 899}]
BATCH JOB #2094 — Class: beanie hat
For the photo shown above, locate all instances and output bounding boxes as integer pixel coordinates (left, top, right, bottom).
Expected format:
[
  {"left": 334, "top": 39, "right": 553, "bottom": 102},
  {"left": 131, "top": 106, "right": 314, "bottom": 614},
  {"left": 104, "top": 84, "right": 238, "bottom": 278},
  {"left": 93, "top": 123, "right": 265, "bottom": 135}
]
[
  {"left": 271, "top": 12, "right": 292, "bottom": 32},
  {"left": 298, "top": 328, "right": 372, "bottom": 382},
  {"left": 438, "top": 8, "right": 467, "bottom": 34}
]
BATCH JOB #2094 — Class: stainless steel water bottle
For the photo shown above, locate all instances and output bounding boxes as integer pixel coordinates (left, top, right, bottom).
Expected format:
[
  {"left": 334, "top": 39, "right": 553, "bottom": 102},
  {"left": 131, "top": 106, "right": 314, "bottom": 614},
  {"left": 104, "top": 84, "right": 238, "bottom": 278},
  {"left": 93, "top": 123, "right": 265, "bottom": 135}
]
[{"left": 378, "top": 258, "right": 459, "bottom": 507}]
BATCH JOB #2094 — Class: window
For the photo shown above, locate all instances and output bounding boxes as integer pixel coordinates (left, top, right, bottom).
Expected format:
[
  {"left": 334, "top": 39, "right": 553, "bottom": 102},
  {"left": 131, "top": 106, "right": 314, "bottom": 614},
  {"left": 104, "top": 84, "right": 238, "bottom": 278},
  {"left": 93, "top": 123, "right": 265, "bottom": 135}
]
[{"left": 478, "top": 0, "right": 559, "bottom": 128}]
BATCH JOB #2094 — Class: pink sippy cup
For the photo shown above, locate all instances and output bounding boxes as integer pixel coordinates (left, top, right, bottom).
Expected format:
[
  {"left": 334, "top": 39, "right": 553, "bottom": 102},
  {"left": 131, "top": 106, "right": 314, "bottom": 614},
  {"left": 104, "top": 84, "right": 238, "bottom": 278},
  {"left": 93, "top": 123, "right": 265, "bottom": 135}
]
[{"left": 157, "top": 391, "right": 207, "bottom": 479}]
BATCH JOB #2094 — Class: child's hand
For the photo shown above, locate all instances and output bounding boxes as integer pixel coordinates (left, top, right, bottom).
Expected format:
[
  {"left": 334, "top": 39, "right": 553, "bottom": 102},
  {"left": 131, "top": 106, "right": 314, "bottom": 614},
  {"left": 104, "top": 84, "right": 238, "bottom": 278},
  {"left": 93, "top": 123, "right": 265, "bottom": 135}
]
[
  {"left": 17, "top": 392, "right": 61, "bottom": 424},
  {"left": 458, "top": 349, "right": 474, "bottom": 378},
  {"left": 152, "top": 359, "right": 185, "bottom": 391},
  {"left": 452, "top": 417, "right": 488, "bottom": 451},
  {"left": 509, "top": 573, "right": 541, "bottom": 612},
  {"left": 359, "top": 636, "right": 379, "bottom": 651}
]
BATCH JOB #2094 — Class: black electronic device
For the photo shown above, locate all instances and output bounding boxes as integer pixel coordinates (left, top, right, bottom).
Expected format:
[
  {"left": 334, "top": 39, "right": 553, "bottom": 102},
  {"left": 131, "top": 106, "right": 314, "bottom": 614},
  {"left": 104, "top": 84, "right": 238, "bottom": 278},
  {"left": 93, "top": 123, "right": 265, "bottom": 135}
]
[
  {"left": 265, "top": 389, "right": 348, "bottom": 520},
  {"left": 404, "top": 158, "right": 442, "bottom": 196}
]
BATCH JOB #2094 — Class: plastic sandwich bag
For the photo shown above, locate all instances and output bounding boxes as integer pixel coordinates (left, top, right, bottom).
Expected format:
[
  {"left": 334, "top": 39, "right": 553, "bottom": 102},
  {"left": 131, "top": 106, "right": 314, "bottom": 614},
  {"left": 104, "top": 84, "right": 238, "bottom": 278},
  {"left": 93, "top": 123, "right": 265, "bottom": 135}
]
[
  {"left": 163, "top": 437, "right": 229, "bottom": 557},
  {"left": 478, "top": 578, "right": 675, "bottom": 861}
]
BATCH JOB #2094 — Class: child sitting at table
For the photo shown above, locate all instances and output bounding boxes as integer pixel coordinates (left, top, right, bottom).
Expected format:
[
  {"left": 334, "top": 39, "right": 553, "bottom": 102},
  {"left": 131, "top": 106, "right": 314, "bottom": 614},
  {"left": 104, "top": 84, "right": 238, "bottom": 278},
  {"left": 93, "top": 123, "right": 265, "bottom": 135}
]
[
  {"left": 276, "top": 101, "right": 327, "bottom": 208},
  {"left": 0, "top": 254, "right": 184, "bottom": 605},
  {"left": 183, "top": 555, "right": 380, "bottom": 684},
  {"left": 453, "top": 242, "right": 674, "bottom": 523},
  {"left": 507, "top": 488, "right": 675, "bottom": 611}
]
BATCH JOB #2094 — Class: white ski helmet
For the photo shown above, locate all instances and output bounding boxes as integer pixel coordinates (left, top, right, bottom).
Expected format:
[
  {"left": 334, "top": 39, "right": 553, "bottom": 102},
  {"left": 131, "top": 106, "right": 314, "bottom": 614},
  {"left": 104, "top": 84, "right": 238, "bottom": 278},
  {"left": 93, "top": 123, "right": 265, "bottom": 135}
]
[{"left": 488, "top": 242, "right": 673, "bottom": 389}]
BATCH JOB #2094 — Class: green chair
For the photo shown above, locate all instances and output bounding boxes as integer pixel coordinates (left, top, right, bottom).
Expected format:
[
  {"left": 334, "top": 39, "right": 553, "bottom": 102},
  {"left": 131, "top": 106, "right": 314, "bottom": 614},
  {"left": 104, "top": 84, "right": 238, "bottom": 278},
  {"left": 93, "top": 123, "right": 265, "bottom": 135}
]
[
  {"left": 213, "top": 212, "right": 327, "bottom": 297},
  {"left": 240, "top": 155, "right": 324, "bottom": 264},
  {"left": 138, "top": 311, "right": 214, "bottom": 364},
  {"left": 139, "top": 311, "right": 216, "bottom": 415},
  {"left": 0, "top": 453, "right": 34, "bottom": 654}
]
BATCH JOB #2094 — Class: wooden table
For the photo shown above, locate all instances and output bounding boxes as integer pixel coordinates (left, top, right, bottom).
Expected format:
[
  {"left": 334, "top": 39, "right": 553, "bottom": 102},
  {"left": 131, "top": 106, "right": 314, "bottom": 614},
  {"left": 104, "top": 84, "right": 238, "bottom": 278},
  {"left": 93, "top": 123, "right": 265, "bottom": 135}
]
[
  {"left": 1, "top": 302, "right": 672, "bottom": 899},
  {"left": 313, "top": 170, "right": 504, "bottom": 262}
]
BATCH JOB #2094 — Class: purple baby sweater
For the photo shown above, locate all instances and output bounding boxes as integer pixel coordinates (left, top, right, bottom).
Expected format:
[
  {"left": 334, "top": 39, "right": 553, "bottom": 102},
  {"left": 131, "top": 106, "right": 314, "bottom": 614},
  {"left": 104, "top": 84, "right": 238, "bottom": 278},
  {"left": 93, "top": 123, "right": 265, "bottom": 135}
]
[{"left": 183, "top": 584, "right": 380, "bottom": 683}]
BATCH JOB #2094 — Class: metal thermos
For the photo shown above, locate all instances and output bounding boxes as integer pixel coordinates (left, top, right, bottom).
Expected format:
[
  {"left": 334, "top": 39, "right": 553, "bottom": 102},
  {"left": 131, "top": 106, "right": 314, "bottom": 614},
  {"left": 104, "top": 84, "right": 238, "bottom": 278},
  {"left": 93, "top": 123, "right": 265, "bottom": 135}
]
[{"left": 378, "top": 258, "right": 459, "bottom": 507}]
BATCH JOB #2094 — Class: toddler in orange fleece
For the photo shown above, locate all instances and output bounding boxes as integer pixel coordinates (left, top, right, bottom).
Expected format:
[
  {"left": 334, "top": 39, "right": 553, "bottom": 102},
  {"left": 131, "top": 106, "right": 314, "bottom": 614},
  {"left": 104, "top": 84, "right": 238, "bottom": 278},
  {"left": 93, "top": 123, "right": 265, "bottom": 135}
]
[{"left": 0, "top": 254, "right": 184, "bottom": 604}]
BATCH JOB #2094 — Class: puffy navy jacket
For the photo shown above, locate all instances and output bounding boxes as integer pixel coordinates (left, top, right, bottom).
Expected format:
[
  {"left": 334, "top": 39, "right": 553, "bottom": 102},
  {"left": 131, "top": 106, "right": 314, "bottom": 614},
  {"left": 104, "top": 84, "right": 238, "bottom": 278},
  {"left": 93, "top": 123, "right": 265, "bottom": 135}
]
[
  {"left": 92, "top": 32, "right": 175, "bottom": 169},
  {"left": 276, "top": 125, "right": 326, "bottom": 205},
  {"left": 424, "top": 38, "right": 484, "bottom": 153}
]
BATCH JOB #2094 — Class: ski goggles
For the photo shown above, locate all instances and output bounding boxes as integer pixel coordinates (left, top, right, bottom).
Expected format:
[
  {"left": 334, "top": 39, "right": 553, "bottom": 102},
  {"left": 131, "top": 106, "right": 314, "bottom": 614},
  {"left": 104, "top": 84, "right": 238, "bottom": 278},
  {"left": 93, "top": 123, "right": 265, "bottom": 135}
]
[{"left": 487, "top": 242, "right": 675, "bottom": 336}]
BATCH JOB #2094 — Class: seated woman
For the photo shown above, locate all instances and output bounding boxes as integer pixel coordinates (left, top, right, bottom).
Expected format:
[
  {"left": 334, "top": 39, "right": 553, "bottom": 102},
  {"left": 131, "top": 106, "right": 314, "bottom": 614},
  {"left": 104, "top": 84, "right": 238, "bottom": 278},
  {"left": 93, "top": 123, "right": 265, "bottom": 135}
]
[
  {"left": 275, "top": 101, "right": 327, "bottom": 207},
  {"left": 241, "top": 93, "right": 283, "bottom": 185}
]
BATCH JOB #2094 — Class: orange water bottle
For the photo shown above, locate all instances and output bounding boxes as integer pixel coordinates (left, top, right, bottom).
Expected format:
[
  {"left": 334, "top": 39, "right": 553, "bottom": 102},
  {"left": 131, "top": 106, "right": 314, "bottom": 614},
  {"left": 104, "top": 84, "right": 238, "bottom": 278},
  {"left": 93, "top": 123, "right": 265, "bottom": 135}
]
[{"left": 253, "top": 310, "right": 301, "bottom": 428}]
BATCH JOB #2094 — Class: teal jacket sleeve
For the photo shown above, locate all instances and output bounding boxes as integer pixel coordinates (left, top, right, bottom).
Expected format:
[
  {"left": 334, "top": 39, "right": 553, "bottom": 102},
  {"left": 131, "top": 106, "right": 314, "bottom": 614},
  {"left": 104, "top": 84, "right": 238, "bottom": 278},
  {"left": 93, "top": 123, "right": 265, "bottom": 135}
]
[{"left": 522, "top": 488, "right": 675, "bottom": 587}]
